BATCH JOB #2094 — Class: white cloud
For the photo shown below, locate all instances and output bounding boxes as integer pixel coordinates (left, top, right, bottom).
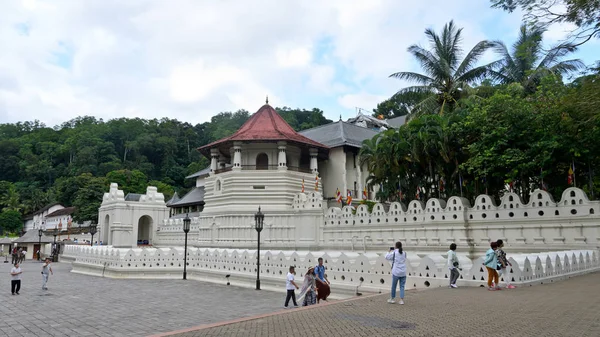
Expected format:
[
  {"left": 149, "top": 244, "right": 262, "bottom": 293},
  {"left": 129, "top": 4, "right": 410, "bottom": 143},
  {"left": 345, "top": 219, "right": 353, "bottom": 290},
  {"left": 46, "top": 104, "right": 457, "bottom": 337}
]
[{"left": 0, "top": 0, "right": 593, "bottom": 126}]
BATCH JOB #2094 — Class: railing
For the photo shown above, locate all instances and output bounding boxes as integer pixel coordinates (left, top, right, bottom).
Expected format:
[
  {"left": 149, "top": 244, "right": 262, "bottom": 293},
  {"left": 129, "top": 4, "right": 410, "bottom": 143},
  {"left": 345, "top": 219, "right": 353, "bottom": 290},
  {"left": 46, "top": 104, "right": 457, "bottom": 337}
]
[{"left": 213, "top": 165, "right": 312, "bottom": 173}]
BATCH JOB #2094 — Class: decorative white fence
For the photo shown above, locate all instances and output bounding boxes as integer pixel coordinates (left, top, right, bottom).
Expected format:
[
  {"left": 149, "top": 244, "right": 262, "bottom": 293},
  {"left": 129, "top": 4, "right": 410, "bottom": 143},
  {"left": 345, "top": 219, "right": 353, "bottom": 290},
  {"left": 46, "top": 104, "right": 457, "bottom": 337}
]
[{"left": 63, "top": 245, "right": 600, "bottom": 297}]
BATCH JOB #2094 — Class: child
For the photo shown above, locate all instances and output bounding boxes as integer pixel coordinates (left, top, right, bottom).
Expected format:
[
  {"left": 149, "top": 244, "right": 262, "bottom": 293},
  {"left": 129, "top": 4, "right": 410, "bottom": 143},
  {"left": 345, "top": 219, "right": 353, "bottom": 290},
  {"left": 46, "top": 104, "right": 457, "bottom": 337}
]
[
  {"left": 496, "top": 240, "right": 515, "bottom": 289},
  {"left": 483, "top": 241, "right": 500, "bottom": 291},
  {"left": 447, "top": 243, "right": 460, "bottom": 288},
  {"left": 284, "top": 266, "right": 299, "bottom": 308}
]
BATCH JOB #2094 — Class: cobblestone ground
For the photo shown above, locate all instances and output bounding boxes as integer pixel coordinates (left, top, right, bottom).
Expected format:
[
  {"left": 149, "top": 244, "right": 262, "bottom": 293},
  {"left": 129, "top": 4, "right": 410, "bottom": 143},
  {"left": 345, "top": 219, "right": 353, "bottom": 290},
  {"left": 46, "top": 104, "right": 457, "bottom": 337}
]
[
  {"left": 164, "top": 272, "right": 600, "bottom": 337},
  {"left": 0, "top": 261, "right": 282, "bottom": 337}
]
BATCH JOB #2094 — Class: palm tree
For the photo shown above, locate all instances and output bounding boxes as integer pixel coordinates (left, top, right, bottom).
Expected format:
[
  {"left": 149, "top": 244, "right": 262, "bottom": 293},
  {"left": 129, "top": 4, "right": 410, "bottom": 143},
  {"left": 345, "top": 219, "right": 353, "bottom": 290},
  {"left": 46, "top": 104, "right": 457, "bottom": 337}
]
[
  {"left": 390, "top": 20, "right": 498, "bottom": 115},
  {"left": 491, "top": 24, "right": 584, "bottom": 91}
]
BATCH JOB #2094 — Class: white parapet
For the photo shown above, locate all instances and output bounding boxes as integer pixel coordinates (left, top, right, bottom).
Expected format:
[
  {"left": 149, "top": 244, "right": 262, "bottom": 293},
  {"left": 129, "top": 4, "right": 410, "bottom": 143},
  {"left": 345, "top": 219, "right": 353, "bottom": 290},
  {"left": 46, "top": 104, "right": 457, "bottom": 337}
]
[{"left": 63, "top": 245, "right": 600, "bottom": 298}]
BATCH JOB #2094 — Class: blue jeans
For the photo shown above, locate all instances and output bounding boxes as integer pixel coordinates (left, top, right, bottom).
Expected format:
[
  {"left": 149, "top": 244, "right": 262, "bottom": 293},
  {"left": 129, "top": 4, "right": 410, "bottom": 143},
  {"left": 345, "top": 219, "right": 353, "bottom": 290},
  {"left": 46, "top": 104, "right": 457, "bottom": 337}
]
[{"left": 391, "top": 275, "right": 406, "bottom": 299}]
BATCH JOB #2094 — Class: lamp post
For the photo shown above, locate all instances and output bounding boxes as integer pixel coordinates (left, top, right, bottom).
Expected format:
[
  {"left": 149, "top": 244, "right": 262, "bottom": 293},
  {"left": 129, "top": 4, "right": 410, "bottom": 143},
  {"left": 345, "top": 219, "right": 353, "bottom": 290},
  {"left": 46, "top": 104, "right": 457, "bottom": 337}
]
[
  {"left": 38, "top": 229, "right": 43, "bottom": 261},
  {"left": 182, "top": 214, "right": 191, "bottom": 280},
  {"left": 53, "top": 227, "right": 58, "bottom": 261},
  {"left": 89, "top": 223, "right": 97, "bottom": 247},
  {"left": 254, "top": 206, "right": 264, "bottom": 290}
]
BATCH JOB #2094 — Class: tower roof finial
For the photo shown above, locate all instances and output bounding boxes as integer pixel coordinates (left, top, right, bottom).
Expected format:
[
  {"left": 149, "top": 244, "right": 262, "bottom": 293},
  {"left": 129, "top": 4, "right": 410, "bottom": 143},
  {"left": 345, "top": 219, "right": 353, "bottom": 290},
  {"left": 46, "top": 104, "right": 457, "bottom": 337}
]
[{"left": 266, "top": 95, "right": 269, "bottom": 105}]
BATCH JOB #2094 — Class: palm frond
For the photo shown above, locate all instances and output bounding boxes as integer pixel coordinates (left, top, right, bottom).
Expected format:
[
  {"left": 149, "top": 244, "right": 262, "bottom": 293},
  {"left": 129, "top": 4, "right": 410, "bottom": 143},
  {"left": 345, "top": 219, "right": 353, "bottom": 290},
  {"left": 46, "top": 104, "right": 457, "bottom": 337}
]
[
  {"left": 389, "top": 71, "right": 435, "bottom": 85},
  {"left": 455, "top": 40, "right": 497, "bottom": 78}
]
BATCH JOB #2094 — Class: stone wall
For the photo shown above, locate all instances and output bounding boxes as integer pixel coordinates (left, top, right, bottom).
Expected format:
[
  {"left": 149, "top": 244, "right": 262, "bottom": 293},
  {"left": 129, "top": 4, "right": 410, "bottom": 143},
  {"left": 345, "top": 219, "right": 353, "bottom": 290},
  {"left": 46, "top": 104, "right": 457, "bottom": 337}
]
[
  {"left": 63, "top": 245, "right": 600, "bottom": 298},
  {"left": 155, "top": 187, "right": 600, "bottom": 254}
]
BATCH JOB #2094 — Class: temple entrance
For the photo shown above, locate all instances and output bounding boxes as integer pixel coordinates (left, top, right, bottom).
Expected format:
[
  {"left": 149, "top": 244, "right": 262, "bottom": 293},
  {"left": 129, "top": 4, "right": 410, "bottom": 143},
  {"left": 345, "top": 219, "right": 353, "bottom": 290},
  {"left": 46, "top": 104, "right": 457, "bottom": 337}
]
[
  {"left": 103, "top": 214, "right": 110, "bottom": 244},
  {"left": 137, "top": 215, "right": 153, "bottom": 246},
  {"left": 256, "top": 153, "right": 268, "bottom": 170}
]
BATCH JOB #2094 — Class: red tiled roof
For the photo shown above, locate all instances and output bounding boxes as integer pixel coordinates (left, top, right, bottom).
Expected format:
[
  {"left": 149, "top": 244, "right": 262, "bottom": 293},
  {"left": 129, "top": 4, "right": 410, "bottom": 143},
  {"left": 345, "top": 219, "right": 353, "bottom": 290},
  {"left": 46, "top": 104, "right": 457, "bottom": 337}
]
[{"left": 199, "top": 104, "right": 328, "bottom": 154}]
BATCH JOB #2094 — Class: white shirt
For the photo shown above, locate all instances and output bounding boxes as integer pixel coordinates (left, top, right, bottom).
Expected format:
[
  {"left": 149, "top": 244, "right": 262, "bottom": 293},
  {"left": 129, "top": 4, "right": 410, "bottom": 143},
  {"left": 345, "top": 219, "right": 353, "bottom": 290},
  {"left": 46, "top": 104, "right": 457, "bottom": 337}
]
[
  {"left": 385, "top": 250, "right": 407, "bottom": 277},
  {"left": 42, "top": 263, "right": 51, "bottom": 275},
  {"left": 447, "top": 250, "right": 458, "bottom": 269},
  {"left": 11, "top": 267, "right": 22, "bottom": 281},
  {"left": 286, "top": 272, "right": 296, "bottom": 290}
]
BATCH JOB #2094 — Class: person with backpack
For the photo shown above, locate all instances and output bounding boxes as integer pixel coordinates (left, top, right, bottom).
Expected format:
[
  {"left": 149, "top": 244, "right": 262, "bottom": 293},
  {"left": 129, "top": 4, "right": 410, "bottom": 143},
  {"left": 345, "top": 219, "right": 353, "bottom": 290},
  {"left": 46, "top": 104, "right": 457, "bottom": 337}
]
[
  {"left": 483, "top": 241, "right": 500, "bottom": 291},
  {"left": 385, "top": 241, "right": 407, "bottom": 305},
  {"left": 447, "top": 243, "right": 460, "bottom": 288},
  {"left": 496, "top": 240, "right": 515, "bottom": 289}
]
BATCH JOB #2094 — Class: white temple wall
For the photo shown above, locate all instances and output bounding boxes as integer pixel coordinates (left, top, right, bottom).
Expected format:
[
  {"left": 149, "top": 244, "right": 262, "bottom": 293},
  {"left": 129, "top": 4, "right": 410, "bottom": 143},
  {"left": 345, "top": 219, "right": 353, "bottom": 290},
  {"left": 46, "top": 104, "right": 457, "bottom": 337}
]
[
  {"left": 156, "top": 188, "right": 600, "bottom": 254},
  {"left": 63, "top": 245, "right": 600, "bottom": 298}
]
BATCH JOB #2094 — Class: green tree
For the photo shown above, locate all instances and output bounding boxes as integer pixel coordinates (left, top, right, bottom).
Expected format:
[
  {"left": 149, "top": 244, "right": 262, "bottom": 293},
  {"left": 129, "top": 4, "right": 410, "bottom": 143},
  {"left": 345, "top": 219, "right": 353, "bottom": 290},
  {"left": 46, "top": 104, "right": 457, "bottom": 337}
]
[
  {"left": 148, "top": 180, "right": 175, "bottom": 200},
  {"left": 389, "top": 20, "right": 498, "bottom": 115},
  {"left": 72, "top": 174, "right": 108, "bottom": 223},
  {"left": 0, "top": 209, "right": 23, "bottom": 234},
  {"left": 491, "top": 24, "right": 584, "bottom": 91},
  {"left": 490, "top": 0, "right": 600, "bottom": 46},
  {"left": 105, "top": 169, "right": 148, "bottom": 195}
]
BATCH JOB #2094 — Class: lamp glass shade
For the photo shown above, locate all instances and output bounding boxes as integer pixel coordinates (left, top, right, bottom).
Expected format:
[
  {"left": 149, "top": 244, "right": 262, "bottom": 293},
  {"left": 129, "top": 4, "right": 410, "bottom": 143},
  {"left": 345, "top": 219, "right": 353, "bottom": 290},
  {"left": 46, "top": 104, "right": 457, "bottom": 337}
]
[
  {"left": 254, "top": 207, "right": 264, "bottom": 232},
  {"left": 89, "top": 224, "right": 98, "bottom": 235},
  {"left": 38, "top": 229, "right": 43, "bottom": 237},
  {"left": 183, "top": 214, "right": 191, "bottom": 233}
]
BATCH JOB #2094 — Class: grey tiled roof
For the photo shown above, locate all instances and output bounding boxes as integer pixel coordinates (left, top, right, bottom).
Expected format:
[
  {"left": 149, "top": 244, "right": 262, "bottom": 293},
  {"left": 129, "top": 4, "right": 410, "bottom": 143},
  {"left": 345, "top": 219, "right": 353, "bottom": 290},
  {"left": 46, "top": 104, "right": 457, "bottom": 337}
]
[
  {"left": 185, "top": 166, "right": 211, "bottom": 180},
  {"left": 13, "top": 230, "right": 55, "bottom": 244},
  {"left": 387, "top": 115, "right": 407, "bottom": 128},
  {"left": 124, "top": 193, "right": 142, "bottom": 202},
  {"left": 166, "top": 192, "right": 181, "bottom": 206},
  {"left": 169, "top": 187, "right": 205, "bottom": 207},
  {"left": 299, "top": 121, "right": 380, "bottom": 148}
]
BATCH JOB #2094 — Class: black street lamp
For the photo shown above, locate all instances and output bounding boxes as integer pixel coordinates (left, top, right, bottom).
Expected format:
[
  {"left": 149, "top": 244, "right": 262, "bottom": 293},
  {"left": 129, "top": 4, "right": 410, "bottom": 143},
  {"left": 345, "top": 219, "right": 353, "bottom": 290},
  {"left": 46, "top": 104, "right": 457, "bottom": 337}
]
[
  {"left": 53, "top": 227, "right": 58, "bottom": 261},
  {"left": 89, "top": 223, "right": 97, "bottom": 247},
  {"left": 38, "top": 229, "right": 43, "bottom": 261},
  {"left": 254, "top": 206, "right": 264, "bottom": 290},
  {"left": 182, "top": 214, "right": 191, "bottom": 280}
]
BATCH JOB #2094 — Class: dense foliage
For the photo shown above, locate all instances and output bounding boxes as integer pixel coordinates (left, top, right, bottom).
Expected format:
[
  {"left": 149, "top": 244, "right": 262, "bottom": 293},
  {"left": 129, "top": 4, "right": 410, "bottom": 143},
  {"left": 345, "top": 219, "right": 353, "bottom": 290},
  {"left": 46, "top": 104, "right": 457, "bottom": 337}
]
[
  {"left": 362, "top": 17, "right": 598, "bottom": 205},
  {"left": 0, "top": 107, "right": 331, "bottom": 232}
]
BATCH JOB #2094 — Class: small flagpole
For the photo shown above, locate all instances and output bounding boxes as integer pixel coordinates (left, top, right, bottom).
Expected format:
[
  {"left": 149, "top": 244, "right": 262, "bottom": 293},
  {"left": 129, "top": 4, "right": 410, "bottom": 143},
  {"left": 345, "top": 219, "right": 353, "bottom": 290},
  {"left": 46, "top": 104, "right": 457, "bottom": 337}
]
[
  {"left": 459, "top": 174, "right": 463, "bottom": 197},
  {"left": 589, "top": 162, "right": 595, "bottom": 199},
  {"left": 540, "top": 167, "right": 544, "bottom": 190}
]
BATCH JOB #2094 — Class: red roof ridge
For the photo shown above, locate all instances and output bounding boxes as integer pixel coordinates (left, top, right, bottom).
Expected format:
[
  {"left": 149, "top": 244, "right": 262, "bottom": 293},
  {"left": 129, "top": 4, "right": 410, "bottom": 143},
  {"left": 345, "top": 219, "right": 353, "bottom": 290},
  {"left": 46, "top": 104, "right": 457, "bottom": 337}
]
[{"left": 198, "top": 104, "right": 328, "bottom": 155}]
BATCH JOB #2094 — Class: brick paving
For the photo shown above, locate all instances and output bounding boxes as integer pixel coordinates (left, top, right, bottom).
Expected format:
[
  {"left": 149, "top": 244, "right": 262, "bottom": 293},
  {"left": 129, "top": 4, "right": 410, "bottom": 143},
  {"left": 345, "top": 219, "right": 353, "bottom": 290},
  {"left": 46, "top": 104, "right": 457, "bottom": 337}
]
[
  {"left": 164, "top": 272, "right": 600, "bottom": 337},
  {"left": 2, "top": 260, "right": 599, "bottom": 337},
  {"left": 0, "top": 261, "right": 282, "bottom": 337}
]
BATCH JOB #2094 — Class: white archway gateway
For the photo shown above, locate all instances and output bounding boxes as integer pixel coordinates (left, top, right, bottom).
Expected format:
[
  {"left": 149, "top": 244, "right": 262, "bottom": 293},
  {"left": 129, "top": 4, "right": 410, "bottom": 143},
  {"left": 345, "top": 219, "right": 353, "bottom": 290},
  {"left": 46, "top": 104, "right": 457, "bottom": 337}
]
[
  {"left": 98, "top": 183, "right": 169, "bottom": 248},
  {"left": 137, "top": 215, "right": 153, "bottom": 245}
]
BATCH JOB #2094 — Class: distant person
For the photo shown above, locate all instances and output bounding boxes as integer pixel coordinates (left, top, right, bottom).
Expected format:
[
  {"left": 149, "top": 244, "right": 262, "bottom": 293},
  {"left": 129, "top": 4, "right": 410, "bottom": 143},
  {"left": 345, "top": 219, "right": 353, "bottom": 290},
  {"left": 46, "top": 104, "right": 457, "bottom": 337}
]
[
  {"left": 41, "top": 258, "right": 54, "bottom": 290},
  {"left": 496, "top": 240, "right": 515, "bottom": 289},
  {"left": 386, "top": 241, "right": 407, "bottom": 305},
  {"left": 447, "top": 243, "right": 460, "bottom": 288},
  {"left": 10, "top": 262, "right": 22, "bottom": 295},
  {"left": 11, "top": 248, "right": 18, "bottom": 264},
  {"left": 314, "top": 257, "right": 331, "bottom": 303},
  {"left": 298, "top": 266, "right": 317, "bottom": 306},
  {"left": 284, "top": 266, "right": 299, "bottom": 308},
  {"left": 483, "top": 241, "right": 500, "bottom": 291}
]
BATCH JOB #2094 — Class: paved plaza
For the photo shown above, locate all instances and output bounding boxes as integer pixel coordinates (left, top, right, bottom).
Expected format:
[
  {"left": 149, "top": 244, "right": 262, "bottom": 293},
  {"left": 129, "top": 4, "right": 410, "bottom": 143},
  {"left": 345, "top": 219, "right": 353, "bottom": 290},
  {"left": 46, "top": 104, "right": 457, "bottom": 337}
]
[
  {"left": 163, "top": 272, "right": 600, "bottom": 337},
  {"left": 2, "top": 260, "right": 600, "bottom": 337},
  {"left": 0, "top": 261, "right": 282, "bottom": 336}
]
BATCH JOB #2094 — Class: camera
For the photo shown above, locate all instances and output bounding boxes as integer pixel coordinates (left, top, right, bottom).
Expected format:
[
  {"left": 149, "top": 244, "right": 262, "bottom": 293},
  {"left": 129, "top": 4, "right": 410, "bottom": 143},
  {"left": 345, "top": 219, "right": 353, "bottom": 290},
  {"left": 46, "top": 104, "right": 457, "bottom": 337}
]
[{"left": 389, "top": 247, "right": 394, "bottom": 250}]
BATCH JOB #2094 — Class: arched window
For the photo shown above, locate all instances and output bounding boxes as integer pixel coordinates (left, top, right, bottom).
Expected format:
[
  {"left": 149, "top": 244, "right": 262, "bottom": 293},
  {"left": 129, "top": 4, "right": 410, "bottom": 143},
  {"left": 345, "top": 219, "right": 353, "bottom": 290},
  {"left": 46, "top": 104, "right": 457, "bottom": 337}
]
[{"left": 256, "top": 153, "right": 268, "bottom": 170}]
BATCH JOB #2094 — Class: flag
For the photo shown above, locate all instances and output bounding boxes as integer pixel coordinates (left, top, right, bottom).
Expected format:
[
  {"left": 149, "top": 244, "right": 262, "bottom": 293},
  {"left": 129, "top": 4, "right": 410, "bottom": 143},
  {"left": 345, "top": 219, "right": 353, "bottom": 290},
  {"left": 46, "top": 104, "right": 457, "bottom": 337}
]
[
  {"left": 301, "top": 178, "right": 305, "bottom": 193},
  {"left": 347, "top": 189, "right": 353, "bottom": 205},
  {"left": 509, "top": 181, "right": 514, "bottom": 193},
  {"left": 397, "top": 181, "right": 404, "bottom": 200},
  {"left": 415, "top": 186, "right": 421, "bottom": 200},
  {"left": 336, "top": 188, "right": 342, "bottom": 203},
  {"left": 315, "top": 174, "right": 319, "bottom": 191},
  {"left": 439, "top": 178, "right": 445, "bottom": 192},
  {"left": 568, "top": 167, "right": 574, "bottom": 185},
  {"left": 363, "top": 187, "right": 368, "bottom": 199}
]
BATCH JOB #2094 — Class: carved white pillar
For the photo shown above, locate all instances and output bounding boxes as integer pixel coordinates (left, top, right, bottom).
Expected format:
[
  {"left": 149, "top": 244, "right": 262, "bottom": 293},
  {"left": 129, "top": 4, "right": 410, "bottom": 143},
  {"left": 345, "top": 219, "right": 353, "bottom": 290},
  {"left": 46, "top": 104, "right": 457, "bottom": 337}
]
[
  {"left": 356, "top": 156, "right": 363, "bottom": 200},
  {"left": 233, "top": 142, "right": 242, "bottom": 170},
  {"left": 210, "top": 148, "right": 219, "bottom": 174},
  {"left": 309, "top": 148, "right": 319, "bottom": 174},
  {"left": 278, "top": 141, "right": 287, "bottom": 170}
]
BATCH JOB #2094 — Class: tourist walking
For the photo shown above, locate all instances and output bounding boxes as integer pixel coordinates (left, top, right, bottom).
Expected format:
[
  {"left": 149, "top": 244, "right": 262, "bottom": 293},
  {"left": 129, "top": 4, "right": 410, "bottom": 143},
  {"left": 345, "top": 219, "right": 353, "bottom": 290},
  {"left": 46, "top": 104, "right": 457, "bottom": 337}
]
[
  {"left": 284, "top": 266, "right": 299, "bottom": 308},
  {"left": 447, "top": 243, "right": 460, "bottom": 288},
  {"left": 41, "top": 258, "right": 53, "bottom": 290},
  {"left": 314, "top": 257, "right": 331, "bottom": 303},
  {"left": 385, "top": 241, "right": 407, "bottom": 305},
  {"left": 483, "top": 241, "right": 500, "bottom": 291},
  {"left": 298, "top": 266, "right": 317, "bottom": 306},
  {"left": 11, "top": 247, "right": 18, "bottom": 264},
  {"left": 496, "top": 240, "right": 515, "bottom": 289},
  {"left": 10, "top": 263, "right": 22, "bottom": 295}
]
